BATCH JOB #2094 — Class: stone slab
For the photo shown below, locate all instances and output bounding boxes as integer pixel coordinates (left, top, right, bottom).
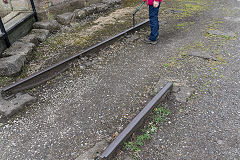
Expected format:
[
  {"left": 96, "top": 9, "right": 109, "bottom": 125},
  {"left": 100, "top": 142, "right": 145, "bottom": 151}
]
[
  {"left": 19, "top": 34, "right": 39, "bottom": 45},
  {"left": 96, "top": 3, "right": 109, "bottom": 13},
  {"left": 0, "top": 93, "right": 35, "bottom": 117},
  {"left": 102, "top": 0, "right": 122, "bottom": 6},
  {"left": 0, "top": 54, "right": 26, "bottom": 76},
  {"left": 74, "top": 9, "right": 86, "bottom": 19},
  {"left": 2, "top": 41, "right": 35, "bottom": 57},
  {"left": 56, "top": 12, "right": 74, "bottom": 25},
  {"left": 33, "top": 20, "right": 61, "bottom": 33},
  {"left": 31, "top": 29, "right": 50, "bottom": 42},
  {"left": 84, "top": 5, "right": 97, "bottom": 15}
]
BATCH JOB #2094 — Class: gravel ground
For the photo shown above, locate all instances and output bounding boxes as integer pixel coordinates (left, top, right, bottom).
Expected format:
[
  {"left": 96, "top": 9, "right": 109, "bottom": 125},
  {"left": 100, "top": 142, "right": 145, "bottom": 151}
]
[
  {"left": 0, "top": 0, "right": 239, "bottom": 160},
  {"left": 119, "top": 0, "right": 240, "bottom": 159}
]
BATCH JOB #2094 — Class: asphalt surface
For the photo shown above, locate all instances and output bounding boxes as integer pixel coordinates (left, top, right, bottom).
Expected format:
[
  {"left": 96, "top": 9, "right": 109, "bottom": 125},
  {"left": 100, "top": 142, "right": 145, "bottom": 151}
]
[{"left": 0, "top": 0, "right": 239, "bottom": 160}]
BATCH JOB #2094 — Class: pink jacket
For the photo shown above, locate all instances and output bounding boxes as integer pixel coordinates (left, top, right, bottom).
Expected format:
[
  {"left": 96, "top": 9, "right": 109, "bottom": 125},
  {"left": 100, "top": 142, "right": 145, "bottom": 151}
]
[{"left": 143, "top": 0, "right": 162, "bottom": 5}]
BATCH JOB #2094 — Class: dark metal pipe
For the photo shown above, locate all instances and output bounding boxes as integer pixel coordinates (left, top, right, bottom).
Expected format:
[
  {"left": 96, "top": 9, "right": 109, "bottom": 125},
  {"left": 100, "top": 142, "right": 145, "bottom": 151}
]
[
  {"left": 0, "top": 18, "right": 11, "bottom": 48},
  {"left": 99, "top": 82, "right": 173, "bottom": 159},
  {"left": 29, "top": 0, "right": 38, "bottom": 21}
]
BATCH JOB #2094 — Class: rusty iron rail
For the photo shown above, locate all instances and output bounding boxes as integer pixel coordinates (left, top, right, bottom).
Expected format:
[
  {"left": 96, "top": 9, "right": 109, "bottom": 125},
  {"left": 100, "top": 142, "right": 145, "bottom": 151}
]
[
  {"left": 98, "top": 82, "right": 173, "bottom": 159},
  {"left": 1, "top": 20, "right": 149, "bottom": 96}
]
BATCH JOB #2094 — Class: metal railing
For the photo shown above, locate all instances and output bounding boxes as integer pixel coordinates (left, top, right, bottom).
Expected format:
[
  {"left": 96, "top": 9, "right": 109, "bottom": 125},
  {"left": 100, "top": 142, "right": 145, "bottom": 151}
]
[
  {"left": 0, "top": 17, "right": 11, "bottom": 48},
  {"left": 29, "top": 0, "right": 38, "bottom": 21},
  {"left": 0, "top": 0, "right": 38, "bottom": 50}
]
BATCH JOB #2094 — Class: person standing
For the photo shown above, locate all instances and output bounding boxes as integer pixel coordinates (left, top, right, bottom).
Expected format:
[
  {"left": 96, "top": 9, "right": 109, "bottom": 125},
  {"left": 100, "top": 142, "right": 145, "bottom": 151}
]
[{"left": 143, "top": 0, "right": 162, "bottom": 45}]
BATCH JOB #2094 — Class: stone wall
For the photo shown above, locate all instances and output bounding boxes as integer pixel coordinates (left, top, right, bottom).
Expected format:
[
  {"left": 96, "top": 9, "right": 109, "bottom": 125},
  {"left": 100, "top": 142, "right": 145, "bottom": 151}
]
[
  {"left": 35, "top": 0, "right": 104, "bottom": 20},
  {"left": 0, "top": 0, "right": 104, "bottom": 18}
]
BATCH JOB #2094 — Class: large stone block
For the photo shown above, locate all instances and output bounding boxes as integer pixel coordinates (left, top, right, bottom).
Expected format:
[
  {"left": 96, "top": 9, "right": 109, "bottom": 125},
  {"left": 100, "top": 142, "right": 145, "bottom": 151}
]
[
  {"left": 56, "top": 12, "right": 74, "bottom": 25},
  {"left": 0, "top": 54, "right": 26, "bottom": 76},
  {"left": 85, "top": 0, "right": 102, "bottom": 6},
  {"left": 84, "top": 5, "right": 97, "bottom": 15},
  {"left": 19, "top": 34, "right": 39, "bottom": 45},
  {"left": 102, "top": 0, "right": 122, "bottom": 6},
  {"left": 31, "top": 29, "right": 50, "bottom": 42},
  {"left": 36, "top": 0, "right": 85, "bottom": 20},
  {"left": 96, "top": 3, "right": 109, "bottom": 13},
  {"left": 2, "top": 41, "right": 35, "bottom": 57},
  {"left": 33, "top": 20, "right": 60, "bottom": 33},
  {"left": 74, "top": 9, "right": 86, "bottom": 19},
  {"left": 0, "top": 93, "right": 36, "bottom": 117}
]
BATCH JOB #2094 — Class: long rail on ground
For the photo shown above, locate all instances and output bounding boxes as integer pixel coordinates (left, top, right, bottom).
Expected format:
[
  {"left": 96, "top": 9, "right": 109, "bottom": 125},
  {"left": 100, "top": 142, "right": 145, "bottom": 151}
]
[{"left": 1, "top": 20, "right": 149, "bottom": 97}]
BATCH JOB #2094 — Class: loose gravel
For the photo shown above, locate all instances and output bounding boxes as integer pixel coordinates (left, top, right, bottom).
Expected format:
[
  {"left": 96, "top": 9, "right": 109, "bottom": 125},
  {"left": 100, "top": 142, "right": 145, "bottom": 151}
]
[{"left": 0, "top": 0, "right": 239, "bottom": 160}]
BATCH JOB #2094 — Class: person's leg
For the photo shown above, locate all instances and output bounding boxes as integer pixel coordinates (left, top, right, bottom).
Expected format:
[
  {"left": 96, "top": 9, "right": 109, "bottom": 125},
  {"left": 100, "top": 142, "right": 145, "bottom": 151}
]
[{"left": 149, "top": 4, "right": 160, "bottom": 41}]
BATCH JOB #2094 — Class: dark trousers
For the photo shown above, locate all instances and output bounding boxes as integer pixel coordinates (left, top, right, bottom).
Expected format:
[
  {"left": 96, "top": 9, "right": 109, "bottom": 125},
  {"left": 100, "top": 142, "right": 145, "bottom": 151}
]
[{"left": 149, "top": 4, "right": 160, "bottom": 41}]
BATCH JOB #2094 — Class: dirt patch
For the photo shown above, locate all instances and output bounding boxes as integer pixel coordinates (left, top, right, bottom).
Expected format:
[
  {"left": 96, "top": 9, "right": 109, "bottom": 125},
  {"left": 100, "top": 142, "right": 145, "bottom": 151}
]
[{"left": 66, "top": 7, "right": 136, "bottom": 45}]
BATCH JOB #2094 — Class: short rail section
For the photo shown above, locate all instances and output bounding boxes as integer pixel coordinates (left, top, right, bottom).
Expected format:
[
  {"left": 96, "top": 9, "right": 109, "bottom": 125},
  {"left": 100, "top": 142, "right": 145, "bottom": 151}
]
[
  {"left": 98, "top": 82, "right": 173, "bottom": 159},
  {"left": 1, "top": 20, "right": 150, "bottom": 96}
]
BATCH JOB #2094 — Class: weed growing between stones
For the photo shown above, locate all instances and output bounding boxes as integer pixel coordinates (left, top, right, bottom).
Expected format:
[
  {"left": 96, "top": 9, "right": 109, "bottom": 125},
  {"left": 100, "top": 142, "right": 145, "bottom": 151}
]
[{"left": 123, "top": 106, "right": 171, "bottom": 158}]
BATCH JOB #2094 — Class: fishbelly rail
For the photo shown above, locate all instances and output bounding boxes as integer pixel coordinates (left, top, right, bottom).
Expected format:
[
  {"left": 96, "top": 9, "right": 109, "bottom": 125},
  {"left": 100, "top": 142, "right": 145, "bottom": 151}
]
[
  {"left": 1, "top": 20, "right": 149, "bottom": 96},
  {"left": 98, "top": 82, "right": 173, "bottom": 159}
]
